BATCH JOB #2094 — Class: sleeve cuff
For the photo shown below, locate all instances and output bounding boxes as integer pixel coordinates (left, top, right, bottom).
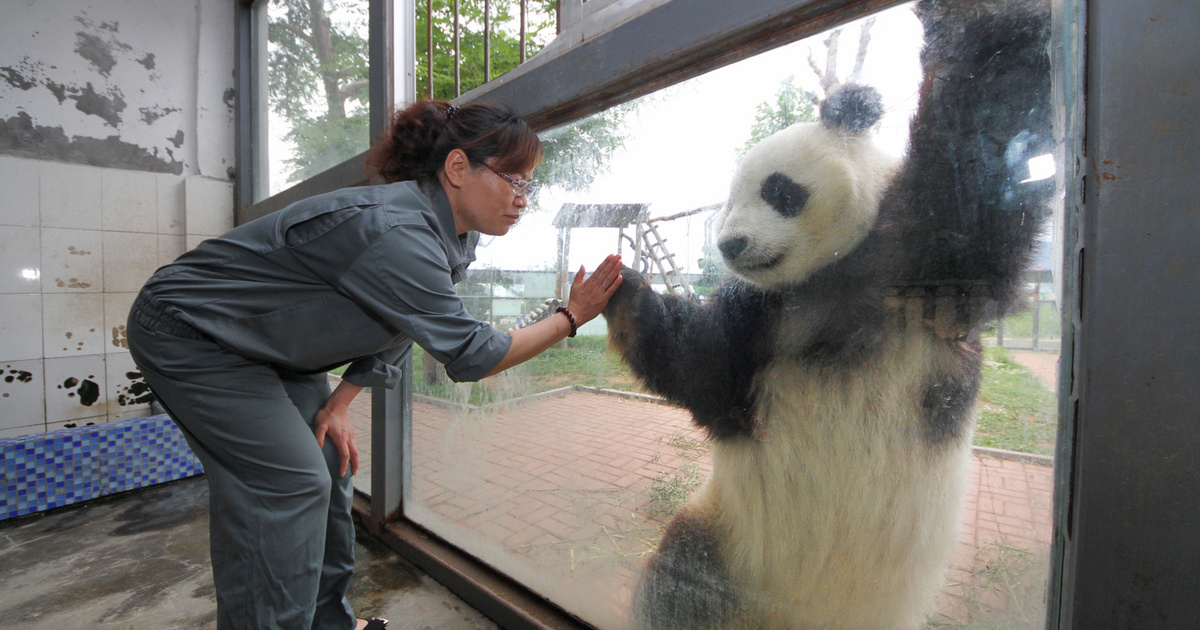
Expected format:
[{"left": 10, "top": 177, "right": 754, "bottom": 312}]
[
  {"left": 341, "top": 356, "right": 404, "bottom": 389},
  {"left": 442, "top": 326, "right": 513, "bottom": 383}
]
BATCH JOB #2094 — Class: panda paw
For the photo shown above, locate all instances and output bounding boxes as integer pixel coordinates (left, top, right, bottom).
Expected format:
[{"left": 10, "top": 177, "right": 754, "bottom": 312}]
[{"left": 603, "top": 266, "right": 652, "bottom": 354}]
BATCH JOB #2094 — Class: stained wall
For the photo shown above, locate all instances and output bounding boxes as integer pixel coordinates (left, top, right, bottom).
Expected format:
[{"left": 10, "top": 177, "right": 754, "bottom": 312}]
[{"left": 0, "top": 0, "right": 236, "bottom": 437}]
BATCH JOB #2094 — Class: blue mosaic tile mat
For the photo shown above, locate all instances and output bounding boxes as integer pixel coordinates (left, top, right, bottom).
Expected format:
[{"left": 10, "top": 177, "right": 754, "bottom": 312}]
[{"left": 1, "top": 414, "right": 204, "bottom": 520}]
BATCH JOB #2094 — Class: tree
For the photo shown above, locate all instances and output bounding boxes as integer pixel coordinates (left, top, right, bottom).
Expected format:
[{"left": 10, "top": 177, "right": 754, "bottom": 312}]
[
  {"left": 737, "top": 75, "right": 817, "bottom": 158},
  {"left": 737, "top": 17, "right": 877, "bottom": 158},
  {"left": 535, "top": 100, "right": 638, "bottom": 196},
  {"left": 268, "top": 0, "right": 631, "bottom": 202},
  {"left": 268, "top": 0, "right": 371, "bottom": 184},
  {"left": 415, "top": 0, "right": 557, "bottom": 101}
]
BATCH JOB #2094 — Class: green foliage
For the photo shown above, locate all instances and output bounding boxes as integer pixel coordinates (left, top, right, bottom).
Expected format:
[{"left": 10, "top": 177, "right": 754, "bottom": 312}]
[
  {"left": 696, "top": 243, "right": 727, "bottom": 277},
  {"left": 415, "top": 0, "right": 557, "bottom": 101},
  {"left": 268, "top": 0, "right": 629, "bottom": 206},
  {"left": 990, "top": 301, "right": 1062, "bottom": 340},
  {"left": 535, "top": 101, "right": 638, "bottom": 196},
  {"left": 737, "top": 75, "right": 818, "bottom": 159},
  {"left": 412, "top": 0, "right": 633, "bottom": 204},
  {"left": 283, "top": 113, "right": 370, "bottom": 183},
  {"left": 409, "top": 335, "right": 641, "bottom": 405}
]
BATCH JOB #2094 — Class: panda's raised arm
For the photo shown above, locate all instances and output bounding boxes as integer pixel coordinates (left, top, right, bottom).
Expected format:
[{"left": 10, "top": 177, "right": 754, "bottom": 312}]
[
  {"left": 603, "top": 268, "right": 776, "bottom": 440},
  {"left": 880, "top": 0, "right": 1054, "bottom": 322}
]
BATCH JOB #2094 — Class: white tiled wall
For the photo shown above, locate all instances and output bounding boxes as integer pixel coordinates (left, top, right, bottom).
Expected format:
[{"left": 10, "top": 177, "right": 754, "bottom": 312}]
[{"left": 0, "top": 155, "right": 233, "bottom": 437}]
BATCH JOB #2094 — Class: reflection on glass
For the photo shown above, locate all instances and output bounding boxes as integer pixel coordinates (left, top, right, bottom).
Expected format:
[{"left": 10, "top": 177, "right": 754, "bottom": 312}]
[
  {"left": 266, "top": 0, "right": 370, "bottom": 196},
  {"left": 406, "top": 1, "right": 1061, "bottom": 628}
]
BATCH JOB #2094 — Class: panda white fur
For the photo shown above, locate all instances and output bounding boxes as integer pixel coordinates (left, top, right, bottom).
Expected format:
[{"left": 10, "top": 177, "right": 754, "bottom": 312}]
[{"left": 601, "top": 1, "right": 1054, "bottom": 628}]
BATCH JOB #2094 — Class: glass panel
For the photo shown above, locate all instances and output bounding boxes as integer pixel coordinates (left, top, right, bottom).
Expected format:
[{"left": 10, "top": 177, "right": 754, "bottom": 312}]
[
  {"left": 404, "top": 2, "right": 1063, "bottom": 628},
  {"left": 416, "top": 0, "right": 558, "bottom": 100},
  {"left": 264, "top": 0, "right": 371, "bottom": 197}
]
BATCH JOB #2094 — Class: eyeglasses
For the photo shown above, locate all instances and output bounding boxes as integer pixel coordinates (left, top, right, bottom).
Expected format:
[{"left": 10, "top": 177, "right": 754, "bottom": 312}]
[{"left": 484, "top": 164, "right": 536, "bottom": 197}]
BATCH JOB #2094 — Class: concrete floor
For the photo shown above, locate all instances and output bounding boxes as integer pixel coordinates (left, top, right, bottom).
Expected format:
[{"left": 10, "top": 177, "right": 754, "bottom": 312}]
[{"left": 0, "top": 477, "right": 496, "bottom": 630}]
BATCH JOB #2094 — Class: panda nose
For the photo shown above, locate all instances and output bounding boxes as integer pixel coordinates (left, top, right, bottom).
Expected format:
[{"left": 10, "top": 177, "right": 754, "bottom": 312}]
[{"left": 719, "top": 236, "right": 748, "bottom": 261}]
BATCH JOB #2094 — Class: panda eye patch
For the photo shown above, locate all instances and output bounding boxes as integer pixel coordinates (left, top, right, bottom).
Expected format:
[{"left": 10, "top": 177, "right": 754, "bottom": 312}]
[{"left": 759, "top": 172, "right": 811, "bottom": 218}]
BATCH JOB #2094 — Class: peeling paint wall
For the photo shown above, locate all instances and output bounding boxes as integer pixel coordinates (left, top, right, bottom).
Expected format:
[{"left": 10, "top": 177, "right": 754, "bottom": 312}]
[
  {"left": 0, "top": 1, "right": 236, "bottom": 437},
  {"left": 0, "top": 2, "right": 234, "bottom": 176}
]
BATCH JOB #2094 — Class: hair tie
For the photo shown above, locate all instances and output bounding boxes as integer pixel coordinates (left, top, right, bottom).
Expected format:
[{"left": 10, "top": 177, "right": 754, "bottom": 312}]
[{"left": 445, "top": 105, "right": 458, "bottom": 121}]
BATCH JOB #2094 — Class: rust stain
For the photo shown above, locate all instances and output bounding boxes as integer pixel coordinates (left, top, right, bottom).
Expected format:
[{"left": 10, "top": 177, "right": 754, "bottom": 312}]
[{"left": 1093, "top": 158, "right": 1123, "bottom": 191}]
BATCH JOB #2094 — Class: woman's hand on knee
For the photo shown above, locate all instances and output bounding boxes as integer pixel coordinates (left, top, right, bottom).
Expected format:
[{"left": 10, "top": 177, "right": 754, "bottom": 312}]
[{"left": 315, "top": 405, "right": 359, "bottom": 478}]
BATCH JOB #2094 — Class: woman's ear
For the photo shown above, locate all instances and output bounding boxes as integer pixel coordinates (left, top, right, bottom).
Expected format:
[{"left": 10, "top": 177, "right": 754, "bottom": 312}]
[{"left": 442, "top": 148, "right": 469, "bottom": 189}]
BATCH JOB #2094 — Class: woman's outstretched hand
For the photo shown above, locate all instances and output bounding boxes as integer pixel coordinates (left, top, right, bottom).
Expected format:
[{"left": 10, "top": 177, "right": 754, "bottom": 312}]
[{"left": 567, "top": 254, "right": 624, "bottom": 324}]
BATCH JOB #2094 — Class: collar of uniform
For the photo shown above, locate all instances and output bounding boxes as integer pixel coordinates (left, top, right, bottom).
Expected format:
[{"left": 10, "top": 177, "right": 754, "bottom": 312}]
[{"left": 425, "top": 182, "right": 478, "bottom": 278}]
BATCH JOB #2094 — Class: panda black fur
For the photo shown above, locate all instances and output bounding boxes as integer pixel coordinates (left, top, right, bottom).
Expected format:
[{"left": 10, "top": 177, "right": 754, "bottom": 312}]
[{"left": 602, "top": 1, "right": 1054, "bottom": 628}]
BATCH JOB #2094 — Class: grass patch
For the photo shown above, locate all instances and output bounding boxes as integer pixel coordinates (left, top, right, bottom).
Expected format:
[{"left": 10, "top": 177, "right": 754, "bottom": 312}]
[
  {"left": 646, "top": 463, "right": 704, "bottom": 518},
  {"left": 926, "top": 542, "right": 1048, "bottom": 629},
  {"left": 976, "top": 347, "right": 1057, "bottom": 456},
  {"left": 407, "top": 335, "right": 644, "bottom": 406},
  {"left": 984, "top": 302, "right": 1061, "bottom": 340},
  {"left": 359, "top": 334, "right": 1056, "bottom": 456}
]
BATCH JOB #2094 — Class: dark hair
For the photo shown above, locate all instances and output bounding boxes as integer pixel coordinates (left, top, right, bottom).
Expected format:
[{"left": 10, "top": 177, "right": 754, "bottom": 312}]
[{"left": 365, "top": 99, "right": 543, "bottom": 185}]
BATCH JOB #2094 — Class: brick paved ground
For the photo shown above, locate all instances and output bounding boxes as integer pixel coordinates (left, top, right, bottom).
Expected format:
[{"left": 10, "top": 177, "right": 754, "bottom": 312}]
[{"left": 344, "top": 385, "right": 1054, "bottom": 629}]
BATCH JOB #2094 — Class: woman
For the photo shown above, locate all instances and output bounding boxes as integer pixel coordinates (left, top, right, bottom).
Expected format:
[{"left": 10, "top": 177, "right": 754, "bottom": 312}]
[{"left": 127, "top": 99, "right": 623, "bottom": 630}]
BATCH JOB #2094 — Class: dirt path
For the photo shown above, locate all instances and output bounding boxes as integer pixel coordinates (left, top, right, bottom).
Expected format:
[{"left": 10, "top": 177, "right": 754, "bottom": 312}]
[{"left": 1007, "top": 349, "right": 1060, "bottom": 392}]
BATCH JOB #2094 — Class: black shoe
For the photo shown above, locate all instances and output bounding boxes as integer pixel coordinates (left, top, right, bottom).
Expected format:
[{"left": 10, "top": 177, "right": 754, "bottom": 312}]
[{"left": 363, "top": 619, "right": 389, "bottom": 630}]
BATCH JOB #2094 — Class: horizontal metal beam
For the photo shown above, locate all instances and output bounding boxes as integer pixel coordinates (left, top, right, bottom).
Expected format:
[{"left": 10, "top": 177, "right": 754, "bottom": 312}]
[
  {"left": 236, "top": 150, "right": 368, "bottom": 225},
  {"left": 461, "top": 0, "right": 904, "bottom": 130},
  {"left": 351, "top": 495, "right": 586, "bottom": 630}
]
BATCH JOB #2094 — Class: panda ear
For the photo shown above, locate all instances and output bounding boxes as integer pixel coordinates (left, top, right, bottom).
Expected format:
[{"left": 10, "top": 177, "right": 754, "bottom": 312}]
[{"left": 819, "top": 84, "right": 885, "bottom": 134}]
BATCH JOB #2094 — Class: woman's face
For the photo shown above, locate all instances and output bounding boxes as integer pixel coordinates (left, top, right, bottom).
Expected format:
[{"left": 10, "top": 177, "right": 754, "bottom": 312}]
[{"left": 442, "top": 149, "right": 532, "bottom": 236}]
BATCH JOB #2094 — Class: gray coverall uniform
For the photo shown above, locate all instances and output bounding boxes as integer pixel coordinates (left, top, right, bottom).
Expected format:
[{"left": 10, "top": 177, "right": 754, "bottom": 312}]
[{"left": 126, "top": 180, "right": 511, "bottom": 630}]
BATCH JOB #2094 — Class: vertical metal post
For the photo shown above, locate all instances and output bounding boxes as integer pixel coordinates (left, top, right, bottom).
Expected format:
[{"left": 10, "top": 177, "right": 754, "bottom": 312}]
[
  {"left": 1054, "top": 0, "right": 1200, "bottom": 624},
  {"left": 368, "top": 0, "right": 393, "bottom": 148},
  {"left": 248, "top": 0, "right": 270, "bottom": 204},
  {"left": 453, "top": 0, "right": 461, "bottom": 97},
  {"left": 1032, "top": 282, "right": 1041, "bottom": 350},
  {"left": 426, "top": 0, "right": 434, "bottom": 99},
  {"left": 371, "top": 348, "right": 412, "bottom": 521},
  {"left": 234, "top": 0, "right": 255, "bottom": 211},
  {"left": 394, "top": 0, "right": 418, "bottom": 109},
  {"left": 520, "top": 0, "right": 527, "bottom": 63},
  {"left": 555, "top": 227, "right": 571, "bottom": 349},
  {"left": 484, "top": 0, "right": 491, "bottom": 83}
]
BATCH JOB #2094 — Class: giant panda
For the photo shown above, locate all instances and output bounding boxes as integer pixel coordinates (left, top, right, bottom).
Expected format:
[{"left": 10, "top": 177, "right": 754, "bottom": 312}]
[{"left": 601, "top": 0, "right": 1054, "bottom": 628}]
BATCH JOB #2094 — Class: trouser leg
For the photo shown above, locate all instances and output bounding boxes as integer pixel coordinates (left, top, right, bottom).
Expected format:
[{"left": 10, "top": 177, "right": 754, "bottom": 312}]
[
  {"left": 127, "top": 320, "right": 355, "bottom": 630},
  {"left": 276, "top": 370, "right": 357, "bottom": 630}
]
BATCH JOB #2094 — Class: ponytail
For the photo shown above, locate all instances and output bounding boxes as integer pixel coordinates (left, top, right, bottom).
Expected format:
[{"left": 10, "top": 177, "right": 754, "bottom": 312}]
[{"left": 365, "top": 99, "right": 543, "bottom": 185}]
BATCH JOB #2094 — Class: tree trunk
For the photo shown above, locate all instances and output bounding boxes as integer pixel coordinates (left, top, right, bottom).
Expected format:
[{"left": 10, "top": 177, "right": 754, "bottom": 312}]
[
  {"left": 306, "top": 0, "right": 346, "bottom": 119},
  {"left": 423, "top": 351, "right": 447, "bottom": 387}
]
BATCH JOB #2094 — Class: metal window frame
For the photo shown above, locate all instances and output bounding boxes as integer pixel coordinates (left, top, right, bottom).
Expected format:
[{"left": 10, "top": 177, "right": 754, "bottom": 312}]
[
  {"left": 233, "top": 0, "right": 1200, "bottom": 628},
  {"left": 1050, "top": 0, "right": 1200, "bottom": 626}
]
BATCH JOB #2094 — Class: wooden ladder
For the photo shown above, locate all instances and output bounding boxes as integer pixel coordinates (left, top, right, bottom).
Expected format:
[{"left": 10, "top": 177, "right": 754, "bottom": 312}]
[{"left": 641, "top": 220, "right": 699, "bottom": 301}]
